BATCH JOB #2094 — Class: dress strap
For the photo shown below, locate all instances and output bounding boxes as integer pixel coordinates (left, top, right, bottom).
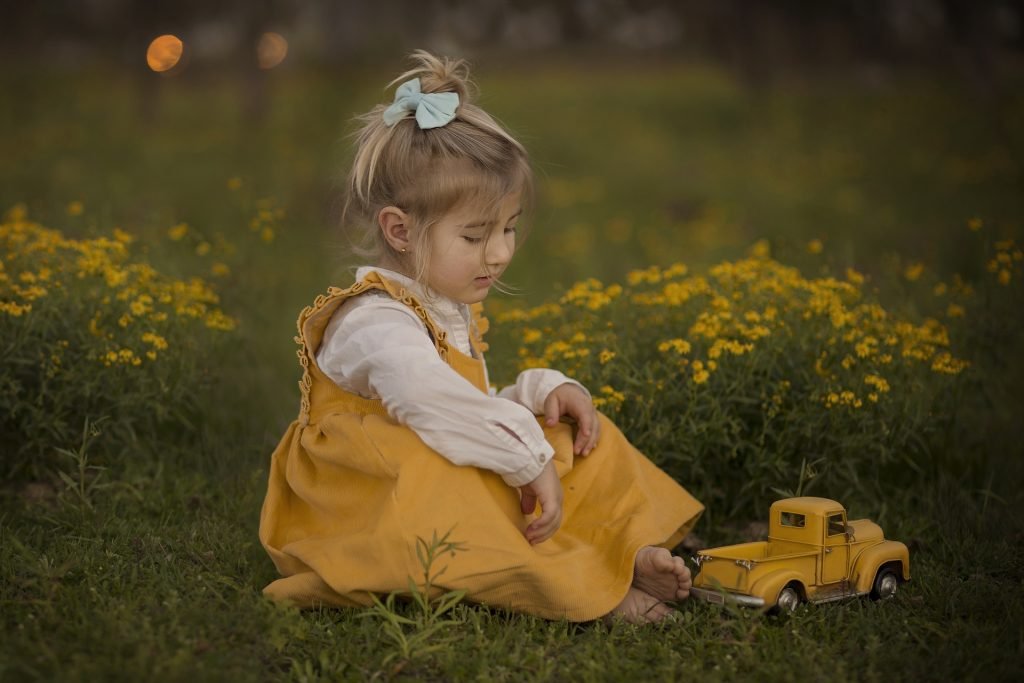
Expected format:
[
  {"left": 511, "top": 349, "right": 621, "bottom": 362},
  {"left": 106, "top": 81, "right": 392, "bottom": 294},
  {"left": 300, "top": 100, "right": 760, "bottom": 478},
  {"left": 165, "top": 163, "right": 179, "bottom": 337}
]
[
  {"left": 292, "top": 271, "right": 454, "bottom": 425},
  {"left": 469, "top": 302, "right": 490, "bottom": 355}
]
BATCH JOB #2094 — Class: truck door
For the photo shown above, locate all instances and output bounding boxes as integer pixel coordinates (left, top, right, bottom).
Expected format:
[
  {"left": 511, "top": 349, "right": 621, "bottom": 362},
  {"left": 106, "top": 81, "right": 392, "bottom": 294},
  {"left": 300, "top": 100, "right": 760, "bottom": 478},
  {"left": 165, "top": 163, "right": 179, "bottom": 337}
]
[{"left": 822, "top": 512, "right": 850, "bottom": 584}]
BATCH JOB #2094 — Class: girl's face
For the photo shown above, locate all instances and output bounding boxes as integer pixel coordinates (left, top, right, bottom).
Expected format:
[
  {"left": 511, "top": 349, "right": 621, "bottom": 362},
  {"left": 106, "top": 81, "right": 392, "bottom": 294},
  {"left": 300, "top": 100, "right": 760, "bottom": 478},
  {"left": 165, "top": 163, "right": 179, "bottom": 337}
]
[{"left": 425, "top": 191, "right": 521, "bottom": 305}]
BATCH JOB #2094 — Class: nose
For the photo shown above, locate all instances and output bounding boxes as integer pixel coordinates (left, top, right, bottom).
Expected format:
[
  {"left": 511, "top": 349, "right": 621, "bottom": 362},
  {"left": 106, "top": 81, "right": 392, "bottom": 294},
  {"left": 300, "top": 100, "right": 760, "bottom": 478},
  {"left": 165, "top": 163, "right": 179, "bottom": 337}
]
[{"left": 485, "top": 234, "right": 513, "bottom": 267}]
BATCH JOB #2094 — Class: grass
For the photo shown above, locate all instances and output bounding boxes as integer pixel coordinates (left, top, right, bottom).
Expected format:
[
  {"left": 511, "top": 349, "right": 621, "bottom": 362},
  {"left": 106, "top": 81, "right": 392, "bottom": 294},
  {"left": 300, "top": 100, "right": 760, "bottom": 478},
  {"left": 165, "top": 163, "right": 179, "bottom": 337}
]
[
  {"left": 2, "top": 54, "right": 1024, "bottom": 680},
  {"left": 3, "top": 467, "right": 1021, "bottom": 681}
]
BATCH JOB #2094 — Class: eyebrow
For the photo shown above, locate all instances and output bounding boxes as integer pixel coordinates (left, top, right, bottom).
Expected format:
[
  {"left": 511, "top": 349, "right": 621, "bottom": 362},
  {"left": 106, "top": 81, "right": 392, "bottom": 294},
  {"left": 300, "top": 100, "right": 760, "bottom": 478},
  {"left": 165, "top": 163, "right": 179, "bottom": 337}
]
[{"left": 460, "top": 208, "right": 522, "bottom": 230}]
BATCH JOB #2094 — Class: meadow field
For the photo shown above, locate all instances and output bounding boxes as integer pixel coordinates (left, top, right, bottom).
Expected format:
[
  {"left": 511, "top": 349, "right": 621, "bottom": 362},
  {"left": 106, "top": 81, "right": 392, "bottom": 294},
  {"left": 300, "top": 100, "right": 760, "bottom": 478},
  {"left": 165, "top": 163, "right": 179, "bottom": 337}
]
[{"left": 2, "top": 55, "right": 1023, "bottom": 680}]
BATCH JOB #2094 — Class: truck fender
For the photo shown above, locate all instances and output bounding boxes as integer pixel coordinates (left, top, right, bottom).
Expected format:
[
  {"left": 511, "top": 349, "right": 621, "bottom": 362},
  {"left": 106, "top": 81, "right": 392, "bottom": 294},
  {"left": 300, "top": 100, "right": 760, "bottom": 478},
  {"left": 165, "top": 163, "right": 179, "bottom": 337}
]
[
  {"left": 749, "top": 568, "right": 806, "bottom": 607},
  {"left": 852, "top": 540, "right": 910, "bottom": 593}
]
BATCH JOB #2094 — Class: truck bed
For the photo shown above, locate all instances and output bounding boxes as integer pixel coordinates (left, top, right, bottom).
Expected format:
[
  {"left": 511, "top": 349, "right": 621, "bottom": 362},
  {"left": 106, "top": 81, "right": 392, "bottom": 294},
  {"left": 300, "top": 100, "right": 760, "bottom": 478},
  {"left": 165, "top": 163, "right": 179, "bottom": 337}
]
[
  {"left": 695, "top": 540, "right": 819, "bottom": 594},
  {"left": 699, "top": 540, "right": 817, "bottom": 562}
]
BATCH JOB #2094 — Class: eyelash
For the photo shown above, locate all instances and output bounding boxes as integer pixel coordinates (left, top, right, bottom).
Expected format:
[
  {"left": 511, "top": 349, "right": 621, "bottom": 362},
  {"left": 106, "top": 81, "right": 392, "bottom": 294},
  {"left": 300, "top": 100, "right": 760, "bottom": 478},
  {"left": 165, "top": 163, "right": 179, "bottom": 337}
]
[{"left": 462, "top": 226, "right": 517, "bottom": 244}]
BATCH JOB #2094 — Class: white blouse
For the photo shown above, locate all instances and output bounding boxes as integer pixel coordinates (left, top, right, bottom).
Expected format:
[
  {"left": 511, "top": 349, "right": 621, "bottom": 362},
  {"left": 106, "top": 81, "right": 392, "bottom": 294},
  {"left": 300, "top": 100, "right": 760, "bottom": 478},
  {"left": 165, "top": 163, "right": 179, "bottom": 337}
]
[{"left": 315, "top": 267, "right": 588, "bottom": 488}]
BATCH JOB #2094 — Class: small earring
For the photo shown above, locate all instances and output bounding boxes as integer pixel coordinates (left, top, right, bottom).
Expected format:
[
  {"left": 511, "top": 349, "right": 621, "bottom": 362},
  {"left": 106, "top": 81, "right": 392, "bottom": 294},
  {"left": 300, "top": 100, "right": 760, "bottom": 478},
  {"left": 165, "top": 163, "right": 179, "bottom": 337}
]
[{"left": 400, "top": 247, "right": 408, "bottom": 253}]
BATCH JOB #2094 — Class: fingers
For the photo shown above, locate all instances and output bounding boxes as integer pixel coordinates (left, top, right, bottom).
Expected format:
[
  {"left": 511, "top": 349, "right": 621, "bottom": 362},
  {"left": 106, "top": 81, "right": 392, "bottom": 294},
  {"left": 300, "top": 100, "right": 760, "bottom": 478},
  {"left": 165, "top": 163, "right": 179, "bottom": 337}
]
[
  {"left": 520, "top": 489, "right": 538, "bottom": 515},
  {"left": 525, "top": 499, "right": 562, "bottom": 545},
  {"left": 543, "top": 392, "right": 560, "bottom": 427},
  {"left": 522, "top": 461, "right": 562, "bottom": 544},
  {"left": 573, "top": 408, "right": 601, "bottom": 456}
]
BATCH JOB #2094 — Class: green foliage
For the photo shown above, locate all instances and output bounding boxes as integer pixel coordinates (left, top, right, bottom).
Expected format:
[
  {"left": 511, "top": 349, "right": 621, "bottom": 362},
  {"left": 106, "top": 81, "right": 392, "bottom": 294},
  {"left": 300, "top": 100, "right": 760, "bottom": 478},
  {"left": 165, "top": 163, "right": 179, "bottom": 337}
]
[{"left": 0, "top": 207, "right": 237, "bottom": 481}]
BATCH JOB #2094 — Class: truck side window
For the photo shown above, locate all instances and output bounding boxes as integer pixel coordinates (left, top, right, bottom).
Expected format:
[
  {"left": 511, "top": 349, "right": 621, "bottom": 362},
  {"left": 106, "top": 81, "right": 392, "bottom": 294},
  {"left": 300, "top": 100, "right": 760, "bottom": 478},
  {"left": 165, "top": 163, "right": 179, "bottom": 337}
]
[
  {"left": 780, "top": 511, "right": 806, "bottom": 528},
  {"left": 827, "top": 513, "right": 846, "bottom": 536}
]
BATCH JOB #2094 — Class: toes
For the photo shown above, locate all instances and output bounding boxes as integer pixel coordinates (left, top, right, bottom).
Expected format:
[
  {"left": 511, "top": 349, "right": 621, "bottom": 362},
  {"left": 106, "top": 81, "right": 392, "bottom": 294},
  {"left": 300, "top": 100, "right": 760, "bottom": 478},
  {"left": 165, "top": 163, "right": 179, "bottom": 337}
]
[{"left": 638, "top": 546, "right": 673, "bottom": 573}]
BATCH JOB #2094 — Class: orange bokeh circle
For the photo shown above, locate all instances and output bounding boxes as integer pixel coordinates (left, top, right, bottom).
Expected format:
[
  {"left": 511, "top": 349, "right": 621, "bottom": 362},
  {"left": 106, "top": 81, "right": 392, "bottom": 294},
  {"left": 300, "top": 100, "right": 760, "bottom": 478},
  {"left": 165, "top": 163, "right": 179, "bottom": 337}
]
[{"left": 147, "top": 35, "right": 184, "bottom": 73}]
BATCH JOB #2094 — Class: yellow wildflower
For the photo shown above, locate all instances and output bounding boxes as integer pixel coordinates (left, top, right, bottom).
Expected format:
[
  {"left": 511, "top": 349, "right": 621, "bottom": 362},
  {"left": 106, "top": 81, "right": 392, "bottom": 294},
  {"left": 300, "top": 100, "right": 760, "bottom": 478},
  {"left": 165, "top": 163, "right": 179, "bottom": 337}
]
[
  {"left": 599, "top": 349, "right": 616, "bottom": 364},
  {"left": 931, "top": 352, "right": 969, "bottom": 375},
  {"left": 195, "top": 241, "right": 211, "bottom": 256},
  {"left": 0, "top": 301, "right": 31, "bottom": 316},
  {"left": 807, "top": 239, "right": 823, "bottom": 254},
  {"left": 112, "top": 228, "right": 134, "bottom": 244},
  {"left": 211, "top": 262, "right": 230, "bottom": 277},
  {"left": 748, "top": 239, "right": 771, "bottom": 259},
  {"left": 522, "top": 328, "right": 542, "bottom": 344},
  {"left": 946, "top": 303, "right": 965, "bottom": 318},
  {"left": 904, "top": 262, "right": 924, "bottom": 282},
  {"left": 998, "top": 269, "right": 1011, "bottom": 286},
  {"left": 141, "top": 332, "right": 168, "bottom": 350},
  {"left": 627, "top": 265, "right": 661, "bottom": 286},
  {"left": 692, "top": 360, "right": 710, "bottom": 385},
  {"left": 227, "top": 177, "right": 243, "bottom": 190},
  {"left": 168, "top": 223, "right": 189, "bottom": 241},
  {"left": 864, "top": 374, "right": 890, "bottom": 393},
  {"left": 66, "top": 201, "right": 84, "bottom": 216},
  {"left": 662, "top": 263, "right": 688, "bottom": 279},
  {"left": 204, "top": 310, "right": 237, "bottom": 331},
  {"left": 967, "top": 217, "right": 983, "bottom": 232},
  {"left": 658, "top": 338, "right": 691, "bottom": 355}
]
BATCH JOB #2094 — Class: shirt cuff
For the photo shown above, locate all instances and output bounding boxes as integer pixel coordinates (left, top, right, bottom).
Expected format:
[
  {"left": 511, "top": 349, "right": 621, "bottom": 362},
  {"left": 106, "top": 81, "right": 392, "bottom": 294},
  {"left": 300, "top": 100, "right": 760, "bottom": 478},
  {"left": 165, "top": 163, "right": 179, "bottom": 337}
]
[{"left": 499, "top": 440, "right": 554, "bottom": 487}]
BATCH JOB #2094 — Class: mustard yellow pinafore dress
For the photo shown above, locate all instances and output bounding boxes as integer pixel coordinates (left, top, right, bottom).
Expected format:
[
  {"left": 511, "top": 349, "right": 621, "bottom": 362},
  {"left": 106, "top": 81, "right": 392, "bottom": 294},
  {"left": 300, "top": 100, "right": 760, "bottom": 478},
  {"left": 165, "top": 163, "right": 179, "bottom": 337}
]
[{"left": 259, "top": 272, "right": 703, "bottom": 621}]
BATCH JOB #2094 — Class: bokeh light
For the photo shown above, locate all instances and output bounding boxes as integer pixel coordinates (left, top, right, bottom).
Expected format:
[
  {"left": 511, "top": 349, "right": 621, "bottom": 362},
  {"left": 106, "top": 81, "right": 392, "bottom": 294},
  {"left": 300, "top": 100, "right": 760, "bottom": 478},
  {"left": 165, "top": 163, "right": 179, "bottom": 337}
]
[
  {"left": 146, "top": 34, "right": 184, "bottom": 73},
  {"left": 257, "top": 32, "right": 288, "bottom": 70}
]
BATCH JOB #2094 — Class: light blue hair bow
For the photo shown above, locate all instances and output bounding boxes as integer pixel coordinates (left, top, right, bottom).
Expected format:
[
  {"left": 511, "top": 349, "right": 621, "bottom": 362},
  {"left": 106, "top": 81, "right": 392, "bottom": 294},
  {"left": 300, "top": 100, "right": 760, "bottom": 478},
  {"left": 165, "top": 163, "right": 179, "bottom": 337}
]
[{"left": 382, "top": 78, "right": 459, "bottom": 130}]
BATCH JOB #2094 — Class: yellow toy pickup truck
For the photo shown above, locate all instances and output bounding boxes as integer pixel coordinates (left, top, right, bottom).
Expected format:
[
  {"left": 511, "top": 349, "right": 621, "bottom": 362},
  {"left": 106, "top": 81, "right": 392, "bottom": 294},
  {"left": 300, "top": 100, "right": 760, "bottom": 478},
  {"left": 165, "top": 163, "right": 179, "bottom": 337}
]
[{"left": 690, "top": 497, "right": 910, "bottom": 611}]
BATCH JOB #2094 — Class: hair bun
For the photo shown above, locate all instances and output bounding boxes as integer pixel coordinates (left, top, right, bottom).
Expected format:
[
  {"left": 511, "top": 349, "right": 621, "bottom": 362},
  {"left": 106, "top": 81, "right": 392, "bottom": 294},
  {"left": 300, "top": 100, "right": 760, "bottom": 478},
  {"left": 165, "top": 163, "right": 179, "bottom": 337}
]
[{"left": 390, "top": 49, "right": 475, "bottom": 105}]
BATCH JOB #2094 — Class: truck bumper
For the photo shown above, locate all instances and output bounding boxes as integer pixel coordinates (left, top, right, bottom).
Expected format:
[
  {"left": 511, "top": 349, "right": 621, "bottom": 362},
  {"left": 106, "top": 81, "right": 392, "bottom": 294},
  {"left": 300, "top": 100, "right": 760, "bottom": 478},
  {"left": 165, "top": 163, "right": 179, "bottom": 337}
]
[{"left": 690, "top": 587, "right": 766, "bottom": 608}]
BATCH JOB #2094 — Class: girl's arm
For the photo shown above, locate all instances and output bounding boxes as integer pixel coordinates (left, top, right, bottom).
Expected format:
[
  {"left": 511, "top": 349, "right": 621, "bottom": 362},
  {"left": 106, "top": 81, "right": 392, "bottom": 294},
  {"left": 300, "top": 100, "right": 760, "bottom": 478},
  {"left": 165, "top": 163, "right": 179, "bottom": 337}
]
[
  {"left": 495, "top": 369, "right": 590, "bottom": 415},
  {"left": 317, "top": 302, "right": 553, "bottom": 488}
]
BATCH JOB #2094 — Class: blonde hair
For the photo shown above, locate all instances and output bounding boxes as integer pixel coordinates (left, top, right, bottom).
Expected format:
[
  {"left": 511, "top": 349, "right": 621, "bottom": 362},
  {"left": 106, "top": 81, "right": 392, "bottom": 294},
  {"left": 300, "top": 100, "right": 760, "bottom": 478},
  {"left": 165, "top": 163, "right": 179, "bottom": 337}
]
[{"left": 342, "top": 50, "right": 533, "bottom": 285}]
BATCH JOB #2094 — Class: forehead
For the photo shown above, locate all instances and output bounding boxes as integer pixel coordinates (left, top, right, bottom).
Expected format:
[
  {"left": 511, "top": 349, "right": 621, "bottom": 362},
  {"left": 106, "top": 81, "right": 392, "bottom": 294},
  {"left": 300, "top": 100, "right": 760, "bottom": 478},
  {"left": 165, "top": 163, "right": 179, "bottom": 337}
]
[{"left": 446, "top": 190, "right": 522, "bottom": 227}]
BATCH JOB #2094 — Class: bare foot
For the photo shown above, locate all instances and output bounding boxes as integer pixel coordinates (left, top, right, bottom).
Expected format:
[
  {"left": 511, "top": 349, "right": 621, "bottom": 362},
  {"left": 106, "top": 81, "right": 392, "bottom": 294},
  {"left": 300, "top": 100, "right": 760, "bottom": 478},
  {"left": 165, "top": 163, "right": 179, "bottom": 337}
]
[
  {"left": 632, "top": 546, "right": 692, "bottom": 601},
  {"left": 606, "top": 587, "right": 672, "bottom": 624}
]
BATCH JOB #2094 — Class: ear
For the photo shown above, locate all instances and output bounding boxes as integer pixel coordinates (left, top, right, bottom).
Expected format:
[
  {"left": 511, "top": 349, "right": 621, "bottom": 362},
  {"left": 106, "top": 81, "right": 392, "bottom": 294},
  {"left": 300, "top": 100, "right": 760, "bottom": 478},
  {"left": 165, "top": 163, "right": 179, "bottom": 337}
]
[{"left": 378, "top": 206, "right": 412, "bottom": 252}]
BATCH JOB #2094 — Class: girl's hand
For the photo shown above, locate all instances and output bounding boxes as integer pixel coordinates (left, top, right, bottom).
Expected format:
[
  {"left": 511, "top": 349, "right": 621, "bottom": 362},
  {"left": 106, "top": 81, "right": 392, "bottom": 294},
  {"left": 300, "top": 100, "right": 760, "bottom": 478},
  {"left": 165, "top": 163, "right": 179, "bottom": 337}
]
[
  {"left": 543, "top": 383, "right": 600, "bottom": 456},
  {"left": 519, "top": 460, "right": 562, "bottom": 545}
]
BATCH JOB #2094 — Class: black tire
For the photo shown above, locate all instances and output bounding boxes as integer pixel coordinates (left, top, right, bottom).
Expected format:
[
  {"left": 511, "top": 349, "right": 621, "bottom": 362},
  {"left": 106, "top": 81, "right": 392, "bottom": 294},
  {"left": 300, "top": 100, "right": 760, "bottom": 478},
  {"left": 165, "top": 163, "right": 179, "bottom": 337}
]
[{"left": 871, "top": 565, "right": 899, "bottom": 600}]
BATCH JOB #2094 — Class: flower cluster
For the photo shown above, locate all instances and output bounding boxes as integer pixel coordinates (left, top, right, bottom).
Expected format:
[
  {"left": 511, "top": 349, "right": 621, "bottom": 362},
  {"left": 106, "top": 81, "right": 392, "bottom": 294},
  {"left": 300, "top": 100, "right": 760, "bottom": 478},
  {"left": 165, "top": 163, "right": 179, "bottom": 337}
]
[
  {"left": 1, "top": 205, "right": 238, "bottom": 480},
  {"left": 2, "top": 205, "right": 236, "bottom": 367},
  {"left": 488, "top": 241, "right": 985, "bottom": 516},
  {"left": 499, "top": 245, "right": 968, "bottom": 415}
]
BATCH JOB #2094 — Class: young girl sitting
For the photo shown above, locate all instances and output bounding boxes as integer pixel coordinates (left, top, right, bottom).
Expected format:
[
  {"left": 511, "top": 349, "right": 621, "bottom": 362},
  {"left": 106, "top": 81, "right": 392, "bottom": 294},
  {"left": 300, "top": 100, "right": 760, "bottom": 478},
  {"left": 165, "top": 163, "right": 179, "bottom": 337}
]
[{"left": 259, "top": 51, "right": 703, "bottom": 624}]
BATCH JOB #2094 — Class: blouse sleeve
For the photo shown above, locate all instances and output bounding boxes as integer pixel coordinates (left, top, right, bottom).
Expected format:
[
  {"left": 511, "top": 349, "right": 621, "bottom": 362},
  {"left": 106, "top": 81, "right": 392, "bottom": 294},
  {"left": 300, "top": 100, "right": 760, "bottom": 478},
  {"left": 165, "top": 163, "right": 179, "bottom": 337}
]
[
  {"left": 495, "top": 368, "right": 591, "bottom": 415},
  {"left": 316, "top": 301, "right": 553, "bottom": 487}
]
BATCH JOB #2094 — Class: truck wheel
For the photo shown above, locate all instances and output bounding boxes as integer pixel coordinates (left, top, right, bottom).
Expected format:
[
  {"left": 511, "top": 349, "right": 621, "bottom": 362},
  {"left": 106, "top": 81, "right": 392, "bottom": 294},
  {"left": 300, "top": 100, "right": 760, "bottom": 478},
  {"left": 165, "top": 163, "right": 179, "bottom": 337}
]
[
  {"left": 871, "top": 566, "right": 899, "bottom": 600},
  {"left": 776, "top": 586, "right": 801, "bottom": 612}
]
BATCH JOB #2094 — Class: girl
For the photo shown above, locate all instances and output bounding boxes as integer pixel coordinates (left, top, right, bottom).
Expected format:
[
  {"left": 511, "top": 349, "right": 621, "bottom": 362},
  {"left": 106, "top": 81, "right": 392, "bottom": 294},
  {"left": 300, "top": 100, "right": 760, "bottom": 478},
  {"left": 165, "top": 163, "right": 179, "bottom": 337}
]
[{"left": 259, "top": 51, "right": 703, "bottom": 624}]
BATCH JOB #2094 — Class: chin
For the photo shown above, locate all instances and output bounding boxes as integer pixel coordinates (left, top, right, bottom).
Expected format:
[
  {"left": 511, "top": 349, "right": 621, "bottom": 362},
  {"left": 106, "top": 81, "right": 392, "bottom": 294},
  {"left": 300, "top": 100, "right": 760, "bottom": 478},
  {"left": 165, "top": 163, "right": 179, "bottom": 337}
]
[{"left": 461, "top": 291, "right": 490, "bottom": 305}]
